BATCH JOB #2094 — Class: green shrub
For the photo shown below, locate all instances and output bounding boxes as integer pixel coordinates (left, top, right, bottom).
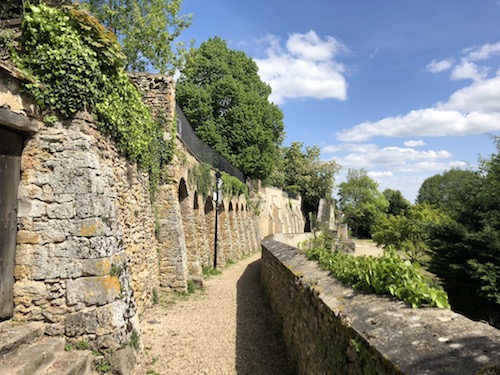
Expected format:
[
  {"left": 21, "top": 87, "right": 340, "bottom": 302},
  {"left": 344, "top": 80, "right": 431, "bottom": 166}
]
[{"left": 306, "top": 245, "right": 450, "bottom": 309}]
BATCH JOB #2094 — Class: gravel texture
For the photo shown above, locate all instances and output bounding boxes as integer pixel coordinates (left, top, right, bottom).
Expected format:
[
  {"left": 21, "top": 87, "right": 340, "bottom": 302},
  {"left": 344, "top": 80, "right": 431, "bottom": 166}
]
[{"left": 135, "top": 252, "right": 293, "bottom": 375}]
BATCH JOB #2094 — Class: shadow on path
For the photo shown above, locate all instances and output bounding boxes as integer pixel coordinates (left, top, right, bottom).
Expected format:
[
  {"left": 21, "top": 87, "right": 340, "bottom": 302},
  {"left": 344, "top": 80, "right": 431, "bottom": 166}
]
[{"left": 236, "top": 259, "right": 295, "bottom": 375}]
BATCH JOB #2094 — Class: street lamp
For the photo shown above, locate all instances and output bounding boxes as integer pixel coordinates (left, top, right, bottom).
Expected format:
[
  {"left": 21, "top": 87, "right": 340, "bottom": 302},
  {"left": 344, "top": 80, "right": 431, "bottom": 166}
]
[{"left": 213, "top": 171, "right": 222, "bottom": 269}]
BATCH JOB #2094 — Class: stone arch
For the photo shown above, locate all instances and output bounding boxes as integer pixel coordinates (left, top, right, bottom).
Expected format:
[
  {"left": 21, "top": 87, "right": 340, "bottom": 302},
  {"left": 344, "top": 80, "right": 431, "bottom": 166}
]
[
  {"left": 204, "top": 197, "right": 215, "bottom": 266},
  {"left": 178, "top": 178, "right": 188, "bottom": 202},
  {"left": 193, "top": 191, "right": 199, "bottom": 210},
  {"left": 179, "top": 178, "right": 201, "bottom": 276}
]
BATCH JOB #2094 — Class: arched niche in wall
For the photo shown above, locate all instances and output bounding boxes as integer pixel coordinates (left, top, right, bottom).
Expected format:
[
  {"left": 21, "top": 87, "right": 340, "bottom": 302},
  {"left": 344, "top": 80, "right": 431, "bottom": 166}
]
[
  {"left": 193, "top": 191, "right": 199, "bottom": 210},
  {"left": 178, "top": 178, "right": 188, "bottom": 202},
  {"left": 204, "top": 197, "right": 214, "bottom": 214},
  {"left": 228, "top": 202, "right": 234, "bottom": 212}
]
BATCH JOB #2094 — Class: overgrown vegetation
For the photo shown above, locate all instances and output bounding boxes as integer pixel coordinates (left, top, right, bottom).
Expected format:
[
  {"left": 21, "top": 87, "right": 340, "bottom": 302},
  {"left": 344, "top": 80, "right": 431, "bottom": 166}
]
[
  {"left": 306, "top": 237, "right": 450, "bottom": 309},
  {"left": 11, "top": 3, "right": 174, "bottom": 190},
  {"left": 221, "top": 172, "right": 248, "bottom": 198},
  {"left": 188, "top": 163, "right": 213, "bottom": 198}
]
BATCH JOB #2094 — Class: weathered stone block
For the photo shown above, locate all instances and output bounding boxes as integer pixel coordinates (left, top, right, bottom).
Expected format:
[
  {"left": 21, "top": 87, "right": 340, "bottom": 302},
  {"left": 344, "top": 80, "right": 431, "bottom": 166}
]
[
  {"left": 66, "top": 276, "right": 121, "bottom": 306},
  {"left": 82, "top": 258, "right": 111, "bottom": 276},
  {"left": 65, "top": 309, "right": 99, "bottom": 336}
]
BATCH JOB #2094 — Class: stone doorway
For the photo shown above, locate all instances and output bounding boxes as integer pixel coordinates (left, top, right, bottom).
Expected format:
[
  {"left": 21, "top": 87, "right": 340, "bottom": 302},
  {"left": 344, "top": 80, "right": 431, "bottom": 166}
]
[{"left": 0, "top": 127, "right": 23, "bottom": 320}]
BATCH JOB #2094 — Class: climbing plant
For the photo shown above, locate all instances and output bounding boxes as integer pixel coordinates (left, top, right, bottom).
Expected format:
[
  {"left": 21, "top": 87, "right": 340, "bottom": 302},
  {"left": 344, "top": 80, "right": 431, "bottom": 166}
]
[{"left": 12, "top": 3, "right": 174, "bottom": 190}]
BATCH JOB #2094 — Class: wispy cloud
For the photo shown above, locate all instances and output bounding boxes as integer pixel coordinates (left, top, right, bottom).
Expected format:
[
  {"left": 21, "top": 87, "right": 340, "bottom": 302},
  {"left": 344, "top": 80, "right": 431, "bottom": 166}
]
[
  {"left": 404, "top": 140, "right": 426, "bottom": 147},
  {"left": 254, "top": 30, "right": 348, "bottom": 104},
  {"left": 426, "top": 59, "right": 454, "bottom": 73},
  {"left": 465, "top": 42, "right": 500, "bottom": 61}
]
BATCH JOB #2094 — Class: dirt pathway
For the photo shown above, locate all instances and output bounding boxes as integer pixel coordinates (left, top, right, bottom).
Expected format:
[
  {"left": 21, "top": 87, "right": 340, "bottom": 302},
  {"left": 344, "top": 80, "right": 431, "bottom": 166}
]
[{"left": 134, "top": 252, "right": 292, "bottom": 375}]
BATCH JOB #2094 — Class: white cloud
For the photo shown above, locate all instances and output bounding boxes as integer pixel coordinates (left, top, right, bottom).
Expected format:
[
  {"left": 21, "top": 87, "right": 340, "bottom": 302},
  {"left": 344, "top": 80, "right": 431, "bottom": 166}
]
[
  {"left": 254, "top": 31, "right": 348, "bottom": 104},
  {"left": 426, "top": 59, "right": 454, "bottom": 73},
  {"left": 368, "top": 171, "right": 393, "bottom": 178},
  {"left": 325, "top": 143, "right": 454, "bottom": 171},
  {"left": 404, "top": 140, "right": 426, "bottom": 147},
  {"left": 450, "top": 59, "right": 489, "bottom": 82},
  {"left": 336, "top": 75, "right": 500, "bottom": 142},
  {"left": 466, "top": 42, "right": 500, "bottom": 61}
]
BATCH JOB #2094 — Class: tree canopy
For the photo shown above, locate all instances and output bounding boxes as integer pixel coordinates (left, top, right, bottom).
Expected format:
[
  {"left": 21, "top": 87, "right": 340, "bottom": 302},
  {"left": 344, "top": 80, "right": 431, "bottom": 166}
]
[
  {"left": 337, "top": 169, "right": 389, "bottom": 238},
  {"left": 268, "top": 141, "right": 340, "bottom": 215},
  {"left": 428, "top": 143, "right": 500, "bottom": 327},
  {"left": 176, "top": 37, "right": 285, "bottom": 180},
  {"left": 81, "top": 0, "right": 192, "bottom": 73},
  {"left": 416, "top": 168, "right": 480, "bottom": 220}
]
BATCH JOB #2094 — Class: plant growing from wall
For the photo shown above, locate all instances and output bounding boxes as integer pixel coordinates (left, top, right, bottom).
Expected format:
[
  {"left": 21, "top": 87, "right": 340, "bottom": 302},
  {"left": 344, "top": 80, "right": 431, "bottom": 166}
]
[
  {"left": 220, "top": 172, "right": 248, "bottom": 199},
  {"left": 12, "top": 3, "right": 174, "bottom": 190},
  {"left": 306, "top": 240, "right": 450, "bottom": 309},
  {"left": 188, "top": 163, "right": 213, "bottom": 198}
]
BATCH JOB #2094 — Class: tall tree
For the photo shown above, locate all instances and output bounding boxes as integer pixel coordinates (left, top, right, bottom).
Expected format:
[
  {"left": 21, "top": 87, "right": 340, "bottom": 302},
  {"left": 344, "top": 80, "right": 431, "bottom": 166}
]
[
  {"left": 337, "top": 169, "right": 389, "bottom": 238},
  {"left": 428, "top": 142, "right": 500, "bottom": 327},
  {"left": 269, "top": 142, "right": 340, "bottom": 216},
  {"left": 416, "top": 168, "right": 480, "bottom": 220},
  {"left": 176, "top": 37, "right": 285, "bottom": 180},
  {"left": 383, "top": 188, "right": 411, "bottom": 216},
  {"left": 81, "top": 0, "right": 192, "bottom": 73}
]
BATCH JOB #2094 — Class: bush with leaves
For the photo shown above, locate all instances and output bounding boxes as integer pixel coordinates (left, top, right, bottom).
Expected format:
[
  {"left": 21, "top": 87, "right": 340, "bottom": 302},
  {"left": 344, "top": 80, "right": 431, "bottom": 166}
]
[{"left": 306, "top": 243, "right": 450, "bottom": 309}]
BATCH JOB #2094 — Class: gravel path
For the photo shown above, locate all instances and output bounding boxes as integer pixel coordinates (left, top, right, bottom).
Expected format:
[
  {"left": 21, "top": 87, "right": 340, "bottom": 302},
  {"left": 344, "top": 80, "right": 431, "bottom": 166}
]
[{"left": 135, "top": 252, "right": 293, "bottom": 375}]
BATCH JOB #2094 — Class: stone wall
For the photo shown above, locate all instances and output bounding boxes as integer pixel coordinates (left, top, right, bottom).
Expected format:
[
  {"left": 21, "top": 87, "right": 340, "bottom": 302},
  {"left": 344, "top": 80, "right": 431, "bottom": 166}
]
[
  {"left": 256, "top": 186, "right": 304, "bottom": 237},
  {"left": 1, "top": 65, "right": 306, "bottom": 351},
  {"left": 261, "top": 236, "right": 500, "bottom": 375},
  {"left": 14, "top": 112, "right": 157, "bottom": 349}
]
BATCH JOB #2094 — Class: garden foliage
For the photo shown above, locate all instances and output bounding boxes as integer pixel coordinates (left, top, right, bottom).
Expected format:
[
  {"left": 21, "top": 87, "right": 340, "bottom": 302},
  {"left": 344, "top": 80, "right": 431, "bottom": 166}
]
[{"left": 306, "top": 243, "right": 450, "bottom": 309}]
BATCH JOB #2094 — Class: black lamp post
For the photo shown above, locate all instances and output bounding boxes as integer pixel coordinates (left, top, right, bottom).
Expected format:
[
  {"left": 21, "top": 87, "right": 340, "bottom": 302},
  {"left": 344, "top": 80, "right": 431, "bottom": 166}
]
[{"left": 213, "top": 171, "right": 222, "bottom": 269}]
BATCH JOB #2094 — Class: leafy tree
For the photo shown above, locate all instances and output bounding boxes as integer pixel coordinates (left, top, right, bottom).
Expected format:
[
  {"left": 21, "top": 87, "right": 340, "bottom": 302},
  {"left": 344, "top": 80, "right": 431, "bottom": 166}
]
[
  {"left": 372, "top": 203, "right": 450, "bottom": 262},
  {"left": 268, "top": 141, "right": 340, "bottom": 216},
  {"left": 428, "top": 141, "right": 500, "bottom": 327},
  {"left": 337, "top": 169, "right": 389, "bottom": 238},
  {"left": 81, "top": 0, "right": 192, "bottom": 72},
  {"left": 416, "top": 168, "right": 480, "bottom": 220},
  {"left": 176, "top": 37, "right": 285, "bottom": 180},
  {"left": 383, "top": 188, "right": 411, "bottom": 216}
]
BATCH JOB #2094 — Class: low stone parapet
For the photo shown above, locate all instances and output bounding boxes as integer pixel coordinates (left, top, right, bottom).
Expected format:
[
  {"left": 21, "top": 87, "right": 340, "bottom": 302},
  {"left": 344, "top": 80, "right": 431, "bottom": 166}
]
[{"left": 261, "top": 236, "right": 500, "bottom": 375}]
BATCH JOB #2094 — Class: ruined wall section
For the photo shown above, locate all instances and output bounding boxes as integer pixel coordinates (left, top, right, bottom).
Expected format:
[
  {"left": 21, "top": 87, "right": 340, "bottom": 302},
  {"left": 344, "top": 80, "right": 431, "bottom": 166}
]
[
  {"left": 14, "top": 113, "right": 158, "bottom": 348},
  {"left": 256, "top": 186, "right": 304, "bottom": 238}
]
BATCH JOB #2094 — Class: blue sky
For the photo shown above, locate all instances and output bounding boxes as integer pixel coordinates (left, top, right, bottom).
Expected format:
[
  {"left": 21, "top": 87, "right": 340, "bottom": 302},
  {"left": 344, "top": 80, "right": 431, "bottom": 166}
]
[{"left": 178, "top": 0, "right": 500, "bottom": 202}]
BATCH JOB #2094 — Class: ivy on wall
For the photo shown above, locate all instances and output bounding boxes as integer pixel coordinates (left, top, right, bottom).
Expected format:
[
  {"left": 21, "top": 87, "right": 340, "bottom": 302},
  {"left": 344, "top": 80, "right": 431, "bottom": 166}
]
[{"left": 11, "top": 3, "right": 174, "bottom": 190}]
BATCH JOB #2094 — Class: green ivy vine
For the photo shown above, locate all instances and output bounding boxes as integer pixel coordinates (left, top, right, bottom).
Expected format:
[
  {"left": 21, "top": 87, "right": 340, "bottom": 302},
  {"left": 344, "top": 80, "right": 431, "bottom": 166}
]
[{"left": 11, "top": 2, "right": 174, "bottom": 190}]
